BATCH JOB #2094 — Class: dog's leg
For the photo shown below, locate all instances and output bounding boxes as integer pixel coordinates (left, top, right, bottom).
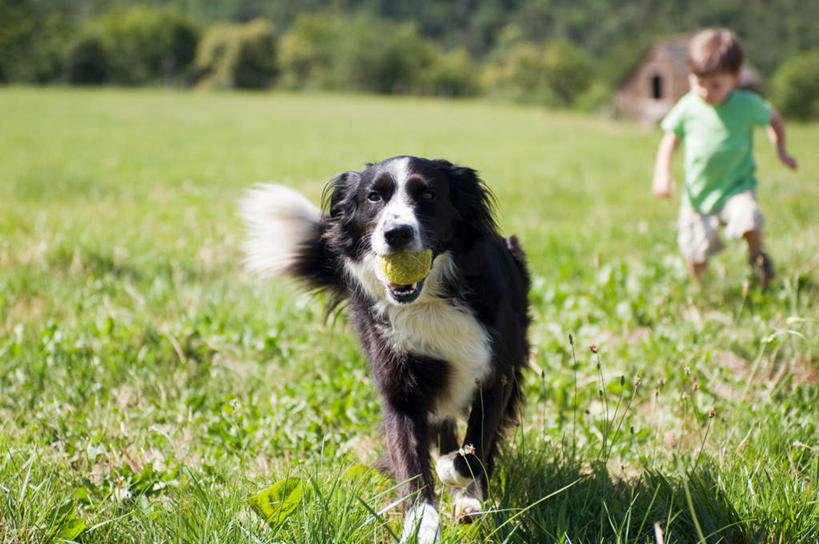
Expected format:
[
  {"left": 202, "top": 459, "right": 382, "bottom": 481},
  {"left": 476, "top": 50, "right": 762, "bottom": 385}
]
[
  {"left": 436, "top": 379, "right": 510, "bottom": 493},
  {"left": 399, "top": 502, "right": 440, "bottom": 544},
  {"left": 437, "top": 373, "right": 518, "bottom": 521},
  {"left": 433, "top": 420, "right": 483, "bottom": 523},
  {"left": 383, "top": 409, "right": 441, "bottom": 544},
  {"left": 430, "top": 419, "right": 459, "bottom": 455},
  {"left": 452, "top": 485, "right": 483, "bottom": 523}
]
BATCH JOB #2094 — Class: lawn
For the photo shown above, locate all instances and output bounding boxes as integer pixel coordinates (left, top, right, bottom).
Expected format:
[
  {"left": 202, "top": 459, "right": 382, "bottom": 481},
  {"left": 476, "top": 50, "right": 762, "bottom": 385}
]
[{"left": 0, "top": 87, "right": 817, "bottom": 543}]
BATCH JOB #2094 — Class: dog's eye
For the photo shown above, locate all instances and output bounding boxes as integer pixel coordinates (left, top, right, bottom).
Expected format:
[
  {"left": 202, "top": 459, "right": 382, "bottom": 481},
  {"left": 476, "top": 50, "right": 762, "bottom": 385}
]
[
  {"left": 367, "top": 191, "right": 382, "bottom": 202},
  {"left": 420, "top": 189, "right": 435, "bottom": 200}
]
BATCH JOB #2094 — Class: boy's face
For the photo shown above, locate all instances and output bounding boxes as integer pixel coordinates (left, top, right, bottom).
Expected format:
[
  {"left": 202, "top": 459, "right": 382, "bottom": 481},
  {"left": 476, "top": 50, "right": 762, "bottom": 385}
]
[{"left": 689, "top": 72, "right": 741, "bottom": 105}]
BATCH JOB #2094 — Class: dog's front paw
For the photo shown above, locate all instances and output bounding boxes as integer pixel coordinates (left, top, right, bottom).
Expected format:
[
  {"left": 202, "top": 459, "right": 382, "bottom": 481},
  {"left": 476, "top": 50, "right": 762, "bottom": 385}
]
[
  {"left": 399, "top": 503, "right": 441, "bottom": 544},
  {"left": 452, "top": 495, "right": 483, "bottom": 524},
  {"left": 435, "top": 451, "right": 474, "bottom": 488}
]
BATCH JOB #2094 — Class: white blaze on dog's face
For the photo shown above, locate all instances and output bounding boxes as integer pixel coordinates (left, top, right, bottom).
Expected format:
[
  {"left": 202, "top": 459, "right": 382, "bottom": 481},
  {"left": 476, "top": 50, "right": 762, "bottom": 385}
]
[{"left": 371, "top": 157, "right": 425, "bottom": 256}]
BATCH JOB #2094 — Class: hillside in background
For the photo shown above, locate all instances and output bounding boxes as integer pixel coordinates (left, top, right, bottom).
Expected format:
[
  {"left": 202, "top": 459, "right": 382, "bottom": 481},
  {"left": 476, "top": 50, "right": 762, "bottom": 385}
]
[{"left": 2, "top": 0, "right": 819, "bottom": 116}]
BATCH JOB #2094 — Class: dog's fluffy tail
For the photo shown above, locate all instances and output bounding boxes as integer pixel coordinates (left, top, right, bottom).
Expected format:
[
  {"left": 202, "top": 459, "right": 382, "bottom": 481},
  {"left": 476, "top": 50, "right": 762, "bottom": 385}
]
[{"left": 240, "top": 184, "right": 341, "bottom": 292}]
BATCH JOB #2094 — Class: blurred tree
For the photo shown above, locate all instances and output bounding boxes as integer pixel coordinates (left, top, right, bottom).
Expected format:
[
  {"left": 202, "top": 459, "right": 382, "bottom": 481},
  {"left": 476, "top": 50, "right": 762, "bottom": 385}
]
[
  {"left": 194, "top": 24, "right": 238, "bottom": 88},
  {"left": 233, "top": 19, "right": 278, "bottom": 88},
  {"left": 418, "top": 48, "right": 479, "bottom": 97},
  {"left": 0, "top": 0, "right": 72, "bottom": 83},
  {"left": 279, "top": 13, "right": 477, "bottom": 97},
  {"left": 771, "top": 51, "right": 819, "bottom": 120},
  {"left": 482, "top": 41, "right": 555, "bottom": 104},
  {"left": 195, "top": 18, "right": 276, "bottom": 89},
  {"left": 333, "top": 18, "right": 436, "bottom": 94},
  {"left": 65, "top": 34, "right": 108, "bottom": 84},
  {"left": 482, "top": 38, "right": 593, "bottom": 107},
  {"left": 541, "top": 40, "right": 593, "bottom": 105},
  {"left": 277, "top": 13, "right": 340, "bottom": 90},
  {"left": 91, "top": 6, "right": 199, "bottom": 85}
]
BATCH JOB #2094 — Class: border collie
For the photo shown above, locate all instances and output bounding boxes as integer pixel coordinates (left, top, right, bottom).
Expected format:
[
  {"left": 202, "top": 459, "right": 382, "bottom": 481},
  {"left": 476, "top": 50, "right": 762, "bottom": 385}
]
[{"left": 241, "top": 156, "right": 530, "bottom": 543}]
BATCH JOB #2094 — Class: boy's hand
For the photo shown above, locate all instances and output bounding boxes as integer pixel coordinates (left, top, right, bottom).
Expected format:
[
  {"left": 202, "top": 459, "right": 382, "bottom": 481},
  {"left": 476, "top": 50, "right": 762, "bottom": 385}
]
[
  {"left": 768, "top": 110, "right": 797, "bottom": 170},
  {"left": 652, "top": 173, "right": 676, "bottom": 198},
  {"left": 778, "top": 151, "right": 798, "bottom": 170},
  {"left": 653, "top": 132, "right": 680, "bottom": 199}
]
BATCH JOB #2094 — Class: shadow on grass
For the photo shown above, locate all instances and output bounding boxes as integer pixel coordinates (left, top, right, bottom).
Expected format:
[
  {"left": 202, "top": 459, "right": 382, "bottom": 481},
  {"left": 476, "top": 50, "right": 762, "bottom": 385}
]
[{"left": 487, "top": 448, "right": 762, "bottom": 544}]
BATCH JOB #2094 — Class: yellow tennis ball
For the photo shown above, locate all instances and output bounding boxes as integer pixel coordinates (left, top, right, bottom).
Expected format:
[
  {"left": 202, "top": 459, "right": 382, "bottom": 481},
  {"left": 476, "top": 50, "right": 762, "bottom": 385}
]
[{"left": 378, "top": 250, "right": 432, "bottom": 285}]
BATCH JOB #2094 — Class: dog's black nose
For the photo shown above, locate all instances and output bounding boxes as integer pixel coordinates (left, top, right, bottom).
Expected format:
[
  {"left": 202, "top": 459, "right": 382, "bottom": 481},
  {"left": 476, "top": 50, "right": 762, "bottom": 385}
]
[{"left": 384, "top": 225, "right": 415, "bottom": 249}]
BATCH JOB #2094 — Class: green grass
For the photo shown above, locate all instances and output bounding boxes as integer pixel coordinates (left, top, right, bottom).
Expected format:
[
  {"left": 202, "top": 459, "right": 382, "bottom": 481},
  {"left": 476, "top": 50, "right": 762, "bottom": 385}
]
[{"left": 1, "top": 87, "right": 817, "bottom": 543}]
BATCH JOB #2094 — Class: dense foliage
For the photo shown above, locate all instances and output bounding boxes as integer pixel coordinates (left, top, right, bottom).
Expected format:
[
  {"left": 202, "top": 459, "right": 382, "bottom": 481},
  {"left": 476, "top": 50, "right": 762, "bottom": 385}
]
[
  {"left": 194, "top": 18, "right": 277, "bottom": 89},
  {"left": 67, "top": 6, "right": 199, "bottom": 85},
  {"left": 2, "top": 0, "right": 819, "bottom": 113},
  {"left": 279, "top": 14, "right": 478, "bottom": 96},
  {"left": 481, "top": 36, "right": 594, "bottom": 107},
  {"left": 771, "top": 52, "right": 819, "bottom": 121}
]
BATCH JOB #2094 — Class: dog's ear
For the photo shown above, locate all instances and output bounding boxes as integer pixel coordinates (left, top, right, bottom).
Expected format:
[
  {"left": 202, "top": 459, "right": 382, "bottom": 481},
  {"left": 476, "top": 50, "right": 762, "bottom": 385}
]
[
  {"left": 445, "top": 162, "right": 497, "bottom": 237},
  {"left": 321, "top": 171, "right": 360, "bottom": 219},
  {"left": 321, "top": 171, "right": 362, "bottom": 255}
]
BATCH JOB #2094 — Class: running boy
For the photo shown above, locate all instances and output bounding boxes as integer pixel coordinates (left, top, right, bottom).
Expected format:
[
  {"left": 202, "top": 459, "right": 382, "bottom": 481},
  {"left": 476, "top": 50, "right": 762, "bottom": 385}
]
[{"left": 652, "top": 28, "right": 797, "bottom": 287}]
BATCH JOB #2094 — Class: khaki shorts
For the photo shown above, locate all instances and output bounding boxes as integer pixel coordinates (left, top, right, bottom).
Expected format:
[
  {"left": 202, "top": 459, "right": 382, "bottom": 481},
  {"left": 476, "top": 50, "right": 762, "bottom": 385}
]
[{"left": 678, "top": 190, "right": 764, "bottom": 263}]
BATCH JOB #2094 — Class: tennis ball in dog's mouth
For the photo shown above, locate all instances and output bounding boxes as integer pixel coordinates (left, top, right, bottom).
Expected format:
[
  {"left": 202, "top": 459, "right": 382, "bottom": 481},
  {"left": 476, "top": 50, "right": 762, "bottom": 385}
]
[{"left": 378, "top": 250, "right": 433, "bottom": 285}]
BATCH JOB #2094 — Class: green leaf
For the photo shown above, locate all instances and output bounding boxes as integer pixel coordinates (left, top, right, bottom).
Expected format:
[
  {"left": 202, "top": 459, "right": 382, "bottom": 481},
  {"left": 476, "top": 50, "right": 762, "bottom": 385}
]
[
  {"left": 55, "top": 517, "right": 87, "bottom": 541},
  {"left": 47, "top": 500, "right": 87, "bottom": 541},
  {"left": 248, "top": 477, "right": 307, "bottom": 526},
  {"left": 71, "top": 487, "right": 92, "bottom": 504}
]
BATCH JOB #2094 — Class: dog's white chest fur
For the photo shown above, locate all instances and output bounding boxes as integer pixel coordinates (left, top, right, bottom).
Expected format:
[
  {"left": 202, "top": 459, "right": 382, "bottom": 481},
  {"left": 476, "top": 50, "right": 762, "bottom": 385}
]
[{"left": 376, "top": 298, "right": 492, "bottom": 421}]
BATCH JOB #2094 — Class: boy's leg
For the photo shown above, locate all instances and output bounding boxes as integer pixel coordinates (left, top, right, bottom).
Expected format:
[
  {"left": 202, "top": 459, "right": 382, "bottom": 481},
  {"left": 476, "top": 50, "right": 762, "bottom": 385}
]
[
  {"left": 678, "top": 203, "right": 721, "bottom": 282},
  {"left": 744, "top": 229, "right": 775, "bottom": 287},
  {"left": 686, "top": 260, "right": 708, "bottom": 282},
  {"left": 722, "top": 191, "right": 774, "bottom": 287},
  {"left": 742, "top": 229, "right": 762, "bottom": 257}
]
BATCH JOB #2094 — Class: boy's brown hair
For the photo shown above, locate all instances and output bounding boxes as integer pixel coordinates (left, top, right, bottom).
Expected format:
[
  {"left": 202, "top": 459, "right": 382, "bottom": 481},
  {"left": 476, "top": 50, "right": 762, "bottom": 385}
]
[{"left": 687, "top": 28, "right": 744, "bottom": 77}]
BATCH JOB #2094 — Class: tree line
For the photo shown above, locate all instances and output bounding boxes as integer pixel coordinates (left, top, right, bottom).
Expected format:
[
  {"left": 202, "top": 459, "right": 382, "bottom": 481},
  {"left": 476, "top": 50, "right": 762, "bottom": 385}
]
[{"left": 1, "top": 0, "right": 818, "bottom": 118}]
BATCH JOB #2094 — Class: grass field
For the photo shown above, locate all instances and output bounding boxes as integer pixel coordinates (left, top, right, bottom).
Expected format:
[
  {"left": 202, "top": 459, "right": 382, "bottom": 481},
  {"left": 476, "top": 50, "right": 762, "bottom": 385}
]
[{"left": 1, "top": 87, "right": 817, "bottom": 543}]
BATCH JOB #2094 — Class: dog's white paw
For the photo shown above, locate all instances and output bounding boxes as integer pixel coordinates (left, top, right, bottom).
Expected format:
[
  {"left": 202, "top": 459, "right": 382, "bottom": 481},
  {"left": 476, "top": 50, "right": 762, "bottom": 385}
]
[
  {"left": 399, "top": 503, "right": 441, "bottom": 544},
  {"left": 452, "top": 495, "right": 482, "bottom": 524},
  {"left": 435, "top": 452, "right": 473, "bottom": 488}
]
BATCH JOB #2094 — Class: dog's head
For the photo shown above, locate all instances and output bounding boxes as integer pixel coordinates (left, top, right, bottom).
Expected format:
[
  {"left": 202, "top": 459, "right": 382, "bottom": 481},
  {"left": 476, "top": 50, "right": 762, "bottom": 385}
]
[{"left": 323, "top": 156, "right": 496, "bottom": 305}]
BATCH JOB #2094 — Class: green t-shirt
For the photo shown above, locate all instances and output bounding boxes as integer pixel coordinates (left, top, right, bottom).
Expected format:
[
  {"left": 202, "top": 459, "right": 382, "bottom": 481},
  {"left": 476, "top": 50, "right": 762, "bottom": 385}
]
[{"left": 661, "top": 89, "right": 771, "bottom": 214}]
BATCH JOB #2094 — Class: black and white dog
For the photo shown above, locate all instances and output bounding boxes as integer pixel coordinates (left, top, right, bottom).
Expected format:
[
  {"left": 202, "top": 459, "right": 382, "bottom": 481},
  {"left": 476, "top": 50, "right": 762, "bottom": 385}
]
[{"left": 241, "top": 156, "right": 530, "bottom": 543}]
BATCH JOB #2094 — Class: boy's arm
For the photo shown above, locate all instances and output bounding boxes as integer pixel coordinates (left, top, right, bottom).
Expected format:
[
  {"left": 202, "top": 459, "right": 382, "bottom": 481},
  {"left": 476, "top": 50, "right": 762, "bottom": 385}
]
[
  {"left": 767, "top": 108, "right": 798, "bottom": 170},
  {"left": 652, "top": 132, "right": 680, "bottom": 198}
]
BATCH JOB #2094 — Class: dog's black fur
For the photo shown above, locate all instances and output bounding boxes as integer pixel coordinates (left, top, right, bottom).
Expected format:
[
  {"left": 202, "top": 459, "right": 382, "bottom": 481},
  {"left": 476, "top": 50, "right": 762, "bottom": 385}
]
[{"left": 243, "top": 156, "right": 529, "bottom": 535}]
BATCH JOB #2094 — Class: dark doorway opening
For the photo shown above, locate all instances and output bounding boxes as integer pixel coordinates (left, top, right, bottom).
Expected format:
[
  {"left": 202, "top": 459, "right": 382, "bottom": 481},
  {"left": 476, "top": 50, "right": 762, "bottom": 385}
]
[{"left": 651, "top": 74, "right": 663, "bottom": 99}]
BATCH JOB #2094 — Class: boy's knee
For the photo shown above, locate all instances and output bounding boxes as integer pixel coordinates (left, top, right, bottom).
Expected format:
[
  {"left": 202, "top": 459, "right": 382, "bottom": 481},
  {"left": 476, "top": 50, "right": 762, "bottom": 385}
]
[
  {"left": 722, "top": 191, "right": 764, "bottom": 239},
  {"left": 678, "top": 207, "right": 723, "bottom": 262}
]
